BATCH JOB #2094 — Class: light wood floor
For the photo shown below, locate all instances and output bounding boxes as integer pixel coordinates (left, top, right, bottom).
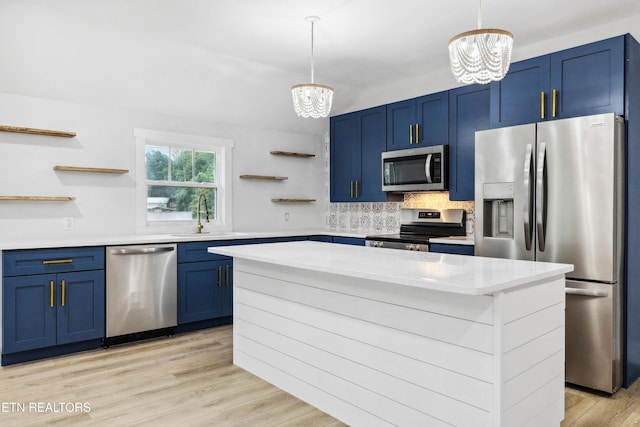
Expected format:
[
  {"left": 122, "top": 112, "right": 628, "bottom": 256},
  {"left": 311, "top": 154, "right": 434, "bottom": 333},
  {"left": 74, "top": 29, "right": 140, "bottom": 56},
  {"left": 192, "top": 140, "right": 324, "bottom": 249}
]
[{"left": 0, "top": 325, "right": 637, "bottom": 426}]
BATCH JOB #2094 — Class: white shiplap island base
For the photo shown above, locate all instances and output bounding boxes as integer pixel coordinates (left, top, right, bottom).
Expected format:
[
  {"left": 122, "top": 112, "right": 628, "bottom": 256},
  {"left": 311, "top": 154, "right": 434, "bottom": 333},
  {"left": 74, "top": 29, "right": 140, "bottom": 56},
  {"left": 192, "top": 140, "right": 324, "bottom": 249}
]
[{"left": 208, "top": 241, "right": 573, "bottom": 427}]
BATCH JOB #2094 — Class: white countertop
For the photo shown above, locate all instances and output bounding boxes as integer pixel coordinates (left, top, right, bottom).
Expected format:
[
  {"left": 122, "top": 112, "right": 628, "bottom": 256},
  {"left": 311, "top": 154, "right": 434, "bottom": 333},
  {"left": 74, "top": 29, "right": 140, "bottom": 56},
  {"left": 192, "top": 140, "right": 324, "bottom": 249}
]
[
  {"left": 0, "top": 230, "right": 366, "bottom": 251},
  {"left": 209, "top": 241, "right": 572, "bottom": 296}
]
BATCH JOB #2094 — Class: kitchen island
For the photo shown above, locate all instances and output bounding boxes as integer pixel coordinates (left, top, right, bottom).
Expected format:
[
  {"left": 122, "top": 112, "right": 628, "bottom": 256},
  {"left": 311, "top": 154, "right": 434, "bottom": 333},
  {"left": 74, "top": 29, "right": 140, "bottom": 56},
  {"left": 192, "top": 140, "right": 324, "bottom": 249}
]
[{"left": 208, "top": 241, "right": 573, "bottom": 427}]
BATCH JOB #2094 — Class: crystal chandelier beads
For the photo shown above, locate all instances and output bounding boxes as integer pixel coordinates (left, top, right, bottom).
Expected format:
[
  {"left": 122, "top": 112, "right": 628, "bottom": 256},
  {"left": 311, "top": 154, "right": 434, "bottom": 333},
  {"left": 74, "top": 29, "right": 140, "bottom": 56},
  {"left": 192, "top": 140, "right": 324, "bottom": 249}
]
[
  {"left": 291, "top": 16, "right": 334, "bottom": 118},
  {"left": 449, "top": 28, "right": 514, "bottom": 84},
  {"left": 448, "top": 0, "right": 514, "bottom": 85},
  {"left": 291, "top": 83, "right": 334, "bottom": 118}
]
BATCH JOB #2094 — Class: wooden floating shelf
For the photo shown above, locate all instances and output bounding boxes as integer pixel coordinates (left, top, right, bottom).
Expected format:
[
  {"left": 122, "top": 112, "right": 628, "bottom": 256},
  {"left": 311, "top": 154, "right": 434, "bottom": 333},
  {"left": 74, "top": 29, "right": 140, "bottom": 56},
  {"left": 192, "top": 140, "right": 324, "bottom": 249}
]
[
  {"left": 240, "top": 174, "right": 288, "bottom": 180},
  {"left": 0, "top": 125, "right": 76, "bottom": 138},
  {"left": 0, "top": 196, "right": 75, "bottom": 202},
  {"left": 270, "top": 151, "right": 315, "bottom": 158},
  {"left": 54, "top": 166, "right": 129, "bottom": 174},
  {"left": 271, "top": 198, "right": 316, "bottom": 203}
]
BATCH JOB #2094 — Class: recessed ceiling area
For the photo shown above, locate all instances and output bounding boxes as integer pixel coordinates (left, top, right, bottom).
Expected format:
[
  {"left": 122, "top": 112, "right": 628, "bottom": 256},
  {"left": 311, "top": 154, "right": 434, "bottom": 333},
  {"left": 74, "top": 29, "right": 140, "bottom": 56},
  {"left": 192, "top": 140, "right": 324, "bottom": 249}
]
[{"left": 1, "top": 0, "right": 639, "bottom": 134}]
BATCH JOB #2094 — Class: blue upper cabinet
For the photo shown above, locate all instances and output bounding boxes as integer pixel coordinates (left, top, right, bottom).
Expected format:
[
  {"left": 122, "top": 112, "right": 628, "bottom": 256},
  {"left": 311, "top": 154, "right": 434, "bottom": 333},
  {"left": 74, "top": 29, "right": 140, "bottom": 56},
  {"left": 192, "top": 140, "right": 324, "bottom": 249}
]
[
  {"left": 449, "top": 84, "right": 490, "bottom": 201},
  {"left": 550, "top": 35, "right": 624, "bottom": 119},
  {"left": 490, "top": 56, "right": 550, "bottom": 128},
  {"left": 386, "top": 91, "right": 448, "bottom": 150},
  {"left": 491, "top": 36, "right": 624, "bottom": 127},
  {"left": 330, "top": 113, "right": 358, "bottom": 202},
  {"left": 330, "top": 106, "right": 387, "bottom": 202}
]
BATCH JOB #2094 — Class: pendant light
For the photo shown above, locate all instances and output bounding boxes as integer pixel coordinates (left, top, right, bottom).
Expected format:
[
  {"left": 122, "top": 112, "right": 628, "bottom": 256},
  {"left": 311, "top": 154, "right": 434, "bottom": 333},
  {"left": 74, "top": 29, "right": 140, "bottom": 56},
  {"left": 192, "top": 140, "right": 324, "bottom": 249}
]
[
  {"left": 448, "top": 0, "right": 513, "bottom": 85},
  {"left": 291, "top": 16, "right": 334, "bottom": 118}
]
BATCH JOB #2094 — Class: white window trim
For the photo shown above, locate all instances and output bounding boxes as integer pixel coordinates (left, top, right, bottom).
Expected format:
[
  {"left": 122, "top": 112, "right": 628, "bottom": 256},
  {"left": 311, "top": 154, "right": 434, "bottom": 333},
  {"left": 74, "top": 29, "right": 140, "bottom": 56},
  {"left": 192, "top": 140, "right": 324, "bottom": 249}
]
[{"left": 134, "top": 128, "right": 234, "bottom": 235}]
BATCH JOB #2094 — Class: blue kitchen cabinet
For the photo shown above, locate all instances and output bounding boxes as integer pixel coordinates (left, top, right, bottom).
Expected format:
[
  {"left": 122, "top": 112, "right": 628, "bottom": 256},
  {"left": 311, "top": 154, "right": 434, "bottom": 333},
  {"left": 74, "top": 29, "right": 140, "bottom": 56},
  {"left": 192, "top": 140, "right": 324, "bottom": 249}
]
[
  {"left": 331, "top": 237, "right": 365, "bottom": 246},
  {"left": 177, "top": 241, "right": 236, "bottom": 325},
  {"left": 448, "top": 84, "right": 491, "bottom": 201},
  {"left": 2, "top": 247, "right": 105, "bottom": 358},
  {"left": 178, "top": 258, "right": 232, "bottom": 324},
  {"left": 430, "top": 244, "right": 474, "bottom": 256},
  {"left": 490, "top": 56, "right": 550, "bottom": 128},
  {"left": 490, "top": 35, "right": 624, "bottom": 127},
  {"left": 550, "top": 35, "right": 624, "bottom": 119},
  {"left": 386, "top": 91, "right": 448, "bottom": 150},
  {"left": 330, "top": 106, "right": 387, "bottom": 202}
]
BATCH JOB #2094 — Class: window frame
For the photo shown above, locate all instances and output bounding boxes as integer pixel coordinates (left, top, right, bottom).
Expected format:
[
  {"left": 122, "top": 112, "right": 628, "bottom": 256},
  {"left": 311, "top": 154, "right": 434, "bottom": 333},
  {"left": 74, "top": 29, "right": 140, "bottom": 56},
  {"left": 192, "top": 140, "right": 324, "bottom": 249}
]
[{"left": 134, "top": 128, "right": 234, "bottom": 234}]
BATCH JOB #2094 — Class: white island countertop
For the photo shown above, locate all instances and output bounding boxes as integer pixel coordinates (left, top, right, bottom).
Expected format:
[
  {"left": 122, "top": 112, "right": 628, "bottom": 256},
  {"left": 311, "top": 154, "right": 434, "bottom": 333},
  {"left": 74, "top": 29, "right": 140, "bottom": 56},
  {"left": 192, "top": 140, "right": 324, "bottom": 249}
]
[{"left": 209, "top": 240, "right": 572, "bottom": 296}]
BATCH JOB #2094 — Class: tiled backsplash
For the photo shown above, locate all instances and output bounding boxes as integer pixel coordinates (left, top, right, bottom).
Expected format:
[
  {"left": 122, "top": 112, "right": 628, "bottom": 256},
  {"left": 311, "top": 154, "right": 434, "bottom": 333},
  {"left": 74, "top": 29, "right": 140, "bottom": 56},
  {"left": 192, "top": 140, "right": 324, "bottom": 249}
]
[{"left": 325, "top": 195, "right": 475, "bottom": 235}]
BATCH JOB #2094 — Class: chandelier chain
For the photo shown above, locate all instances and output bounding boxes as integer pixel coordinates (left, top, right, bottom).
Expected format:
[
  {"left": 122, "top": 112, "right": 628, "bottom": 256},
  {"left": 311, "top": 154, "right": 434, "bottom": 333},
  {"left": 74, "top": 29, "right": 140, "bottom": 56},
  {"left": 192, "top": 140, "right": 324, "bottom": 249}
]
[
  {"left": 310, "top": 19, "right": 315, "bottom": 83},
  {"left": 477, "top": 0, "right": 482, "bottom": 29}
]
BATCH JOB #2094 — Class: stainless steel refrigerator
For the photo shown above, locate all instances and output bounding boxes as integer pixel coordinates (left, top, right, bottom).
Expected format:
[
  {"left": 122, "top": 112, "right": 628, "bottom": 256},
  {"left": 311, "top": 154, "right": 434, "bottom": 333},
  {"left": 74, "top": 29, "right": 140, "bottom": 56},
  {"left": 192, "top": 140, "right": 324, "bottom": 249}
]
[{"left": 475, "top": 113, "right": 625, "bottom": 393}]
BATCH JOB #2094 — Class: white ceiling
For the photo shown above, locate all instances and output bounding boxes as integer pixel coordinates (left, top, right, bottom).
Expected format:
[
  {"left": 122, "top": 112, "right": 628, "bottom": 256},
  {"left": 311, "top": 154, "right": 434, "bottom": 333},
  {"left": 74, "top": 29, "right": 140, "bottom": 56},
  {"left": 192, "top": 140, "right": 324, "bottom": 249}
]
[{"left": 2, "top": 0, "right": 640, "bottom": 134}]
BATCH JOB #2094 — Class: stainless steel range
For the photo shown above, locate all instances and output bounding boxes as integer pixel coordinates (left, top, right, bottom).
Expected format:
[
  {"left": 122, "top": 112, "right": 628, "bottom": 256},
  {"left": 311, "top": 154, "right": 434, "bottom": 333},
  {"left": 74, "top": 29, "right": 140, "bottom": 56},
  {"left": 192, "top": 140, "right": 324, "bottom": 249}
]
[{"left": 365, "top": 208, "right": 466, "bottom": 251}]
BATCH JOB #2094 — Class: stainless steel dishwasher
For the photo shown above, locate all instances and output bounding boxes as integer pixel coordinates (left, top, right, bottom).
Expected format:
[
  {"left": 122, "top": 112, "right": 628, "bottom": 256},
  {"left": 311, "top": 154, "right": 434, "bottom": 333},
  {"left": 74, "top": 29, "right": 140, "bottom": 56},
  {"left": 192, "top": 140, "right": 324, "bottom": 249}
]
[{"left": 105, "top": 243, "right": 177, "bottom": 345}]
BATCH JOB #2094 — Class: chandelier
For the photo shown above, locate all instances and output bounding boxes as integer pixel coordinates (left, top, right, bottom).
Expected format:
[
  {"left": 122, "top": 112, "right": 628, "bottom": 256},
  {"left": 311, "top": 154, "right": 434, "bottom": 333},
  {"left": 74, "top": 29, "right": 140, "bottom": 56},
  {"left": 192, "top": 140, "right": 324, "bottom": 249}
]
[
  {"left": 291, "top": 16, "right": 334, "bottom": 118},
  {"left": 448, "top": 0, "right": 513, "bottom": 85}
]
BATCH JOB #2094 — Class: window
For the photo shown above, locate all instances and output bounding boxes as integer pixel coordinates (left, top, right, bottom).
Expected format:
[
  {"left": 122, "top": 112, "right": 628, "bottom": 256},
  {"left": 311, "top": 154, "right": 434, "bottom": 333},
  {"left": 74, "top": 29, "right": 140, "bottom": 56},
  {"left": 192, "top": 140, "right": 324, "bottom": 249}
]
[{"left": 134, "top": 129, "right": 234, "bottom": 233}]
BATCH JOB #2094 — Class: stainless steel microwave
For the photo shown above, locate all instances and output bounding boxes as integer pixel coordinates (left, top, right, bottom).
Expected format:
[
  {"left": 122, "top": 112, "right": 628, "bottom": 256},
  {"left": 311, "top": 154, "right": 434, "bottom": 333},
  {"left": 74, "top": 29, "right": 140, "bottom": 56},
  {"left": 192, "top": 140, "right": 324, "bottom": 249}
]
[{"left": 381, "top": 145, "right": 448, "bottom": 192}]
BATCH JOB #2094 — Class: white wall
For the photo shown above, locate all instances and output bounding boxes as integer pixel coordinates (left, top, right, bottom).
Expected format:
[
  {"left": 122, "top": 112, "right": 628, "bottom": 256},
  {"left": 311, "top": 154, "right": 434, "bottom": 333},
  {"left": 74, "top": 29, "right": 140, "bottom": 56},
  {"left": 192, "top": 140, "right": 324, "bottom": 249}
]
[
  {"left": 340, "top": 15, "right": 640, "bottom": 115},
  {"left": 0, "top": 93, "right": 325, "bottom": 242}
]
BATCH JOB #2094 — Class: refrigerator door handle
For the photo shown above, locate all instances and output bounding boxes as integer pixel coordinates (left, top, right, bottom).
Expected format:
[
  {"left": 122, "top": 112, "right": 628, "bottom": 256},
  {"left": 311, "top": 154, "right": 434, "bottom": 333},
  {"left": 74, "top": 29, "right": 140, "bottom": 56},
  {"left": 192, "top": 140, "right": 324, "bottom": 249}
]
[
  {"left": 425, "top": 153, "right": 433, "bottom": 183},
  {"left": 565, "top": 287, "right": 609, "bottom": 298},
  {"left": 536, "top": 142, "right": 547, "bottom": 251},
  {"left": 523, "top": 143, "right": 534, "bottom": 251}
]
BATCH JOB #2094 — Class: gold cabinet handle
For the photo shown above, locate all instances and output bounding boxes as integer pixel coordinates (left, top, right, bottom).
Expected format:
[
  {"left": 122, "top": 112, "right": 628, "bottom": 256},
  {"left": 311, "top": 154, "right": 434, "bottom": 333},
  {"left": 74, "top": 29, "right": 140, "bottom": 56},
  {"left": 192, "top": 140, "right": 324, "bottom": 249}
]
[
  {"left": 50, "top": 281, "right": 54, "bottom": 307},
  {"left": 217, "top": 266, "right": 223, "bottom": 288},
  {"left": 552, "top": 89, "right": 557, "bottom": 118},
  {"left": 225, "top": 265, "right": 230, "bottom": 286},
  {"left": 409, "top": 124, "right": 413, "bottom": 144},
  {"left": 355, "top": 180, "right": 359, "bottom": 199},
  {"left": 43, "top": 259, "right": 72, "bottom": 265},
  {"left": 350, "top": 181, "right": 354, "bottom": 198},
  {"left": 416, "top": 123, "right": 419, "bottom": 144},
  {"left": 61, "top": 280, "right": 65, "bottom": 307},
  {"left": 541, "top": 92, "right": 545, "bottom": 119}
]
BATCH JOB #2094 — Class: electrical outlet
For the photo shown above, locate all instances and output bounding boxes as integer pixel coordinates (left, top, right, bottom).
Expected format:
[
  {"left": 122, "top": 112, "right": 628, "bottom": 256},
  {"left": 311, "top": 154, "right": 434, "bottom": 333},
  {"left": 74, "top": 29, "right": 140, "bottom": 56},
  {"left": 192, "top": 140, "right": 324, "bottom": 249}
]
[
  {"left": 284, "top": 212, "right": 290, "bottom": 221},
  {"left": 63, "top": 217, "right": 74, "bottom": 231}
]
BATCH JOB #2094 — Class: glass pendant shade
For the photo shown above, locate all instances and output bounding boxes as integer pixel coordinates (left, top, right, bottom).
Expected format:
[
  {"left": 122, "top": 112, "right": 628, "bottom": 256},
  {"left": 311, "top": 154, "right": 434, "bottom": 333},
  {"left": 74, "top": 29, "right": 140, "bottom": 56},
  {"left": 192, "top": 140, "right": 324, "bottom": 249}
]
[
  {"left": 291, "top": 16, "right": 334, "bottom": 118},
  {"left": 448, "top": 0, "right": 513, "bottom": 85},
  {"left": 291, "top": 83, "right": 334, "bottom": 118}
]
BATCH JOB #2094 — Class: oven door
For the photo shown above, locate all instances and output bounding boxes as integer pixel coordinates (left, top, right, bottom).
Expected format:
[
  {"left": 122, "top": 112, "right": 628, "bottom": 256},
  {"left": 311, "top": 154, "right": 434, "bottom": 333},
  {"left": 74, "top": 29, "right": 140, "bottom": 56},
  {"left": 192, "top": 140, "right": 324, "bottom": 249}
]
[{"left": 382, "top": 145, "right": 447, "bottom": 192}]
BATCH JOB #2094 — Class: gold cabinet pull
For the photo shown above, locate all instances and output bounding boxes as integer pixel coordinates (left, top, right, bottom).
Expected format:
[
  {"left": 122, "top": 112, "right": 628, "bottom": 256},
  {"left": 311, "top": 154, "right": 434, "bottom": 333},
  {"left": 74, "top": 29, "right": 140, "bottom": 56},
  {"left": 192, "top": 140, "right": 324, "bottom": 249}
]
[
  {"left": 540, "top": 92, "right": 545, "bottom": 119},
  {"left": 217, "top": 266, "right": 223, "bottom": 288},
  {"left": 225, "top": 265, "right": 230, "bottom": 286},
  {"left": 61, "top": 280, "right": 65, "bottom": 307},
  {"left": 350, "top": 181, "right": 354, "bottom": 198},
  {"left": 416, "top": 123, "right": 419, "bottom": 144},
  {"left": 552, "top": 89, "right": 557, "bottom": 117},
  {"left": 43, "top": 259, "right": 72, "bottom": 265},
  {"left": 409, "top": 124, "right": 413, "bottom": 144},
  {"left": 50, "top": 281, "right": 54, "bottom": 307},
  {"left": 355, "top": 180, "right": 359, "bottom": 199}
]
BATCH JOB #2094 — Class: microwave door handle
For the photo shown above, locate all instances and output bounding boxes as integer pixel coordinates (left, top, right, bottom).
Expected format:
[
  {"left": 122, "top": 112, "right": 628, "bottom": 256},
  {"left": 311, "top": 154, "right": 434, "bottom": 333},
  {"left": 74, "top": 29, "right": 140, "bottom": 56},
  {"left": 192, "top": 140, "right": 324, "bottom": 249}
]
[
  {"left": 425, "top": 153, "right": 433, "bottom": 183},
  {"left": 523, "top": 144, "right": 534, "bottom": 251},
  {"left": 536, "top": 142, "right": 547, "bottom": 252}
]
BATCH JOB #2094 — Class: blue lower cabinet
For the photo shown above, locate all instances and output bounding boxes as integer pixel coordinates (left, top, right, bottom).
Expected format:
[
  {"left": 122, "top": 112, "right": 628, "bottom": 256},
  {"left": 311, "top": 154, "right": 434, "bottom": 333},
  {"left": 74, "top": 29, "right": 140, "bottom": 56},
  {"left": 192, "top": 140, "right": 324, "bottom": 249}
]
[
  {"left": 430, "top": 244, "right": 474, "bottom": 256},
  {"left": 331, "top": 237, "right": 366, "bottom": 246},
  {"left": 178, "top": 259, "right": 233, "bottom": 324},
  {"left": 3, "top": 270, "right": 105, "bottom": 354}
]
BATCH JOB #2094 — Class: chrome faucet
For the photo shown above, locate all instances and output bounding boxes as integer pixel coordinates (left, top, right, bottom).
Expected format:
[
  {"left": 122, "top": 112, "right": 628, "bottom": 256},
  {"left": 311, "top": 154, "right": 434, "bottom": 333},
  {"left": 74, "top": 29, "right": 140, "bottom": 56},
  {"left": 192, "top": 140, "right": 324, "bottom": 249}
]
[{"left": 196, "top": 192, "right": 210, "bottom": 233}]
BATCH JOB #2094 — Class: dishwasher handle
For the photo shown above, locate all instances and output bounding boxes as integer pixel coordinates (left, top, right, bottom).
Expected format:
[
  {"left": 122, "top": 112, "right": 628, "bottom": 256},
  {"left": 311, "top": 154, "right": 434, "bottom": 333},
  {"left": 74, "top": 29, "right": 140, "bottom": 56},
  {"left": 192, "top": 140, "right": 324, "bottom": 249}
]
[{"left": 110, "top": 246, "right": 175, "bottom": 255}]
